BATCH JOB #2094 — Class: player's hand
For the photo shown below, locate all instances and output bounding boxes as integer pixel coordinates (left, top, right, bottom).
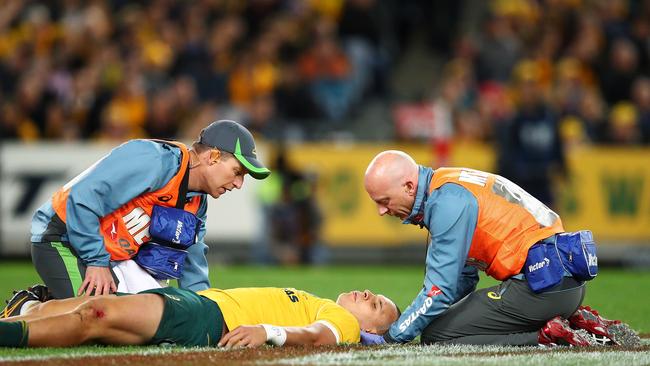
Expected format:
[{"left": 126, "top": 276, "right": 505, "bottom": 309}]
[
  {"left": 218, "top": 325, "right": 267, "bottom": 348},
  {"left": 78, "top": 266, "right": 117, "bottom": 296}
]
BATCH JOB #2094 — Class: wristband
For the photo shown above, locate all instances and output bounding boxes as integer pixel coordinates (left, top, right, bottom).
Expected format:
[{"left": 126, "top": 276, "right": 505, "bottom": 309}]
[{"left": 261, "top": 324, "right": 287, "bottom": 346}]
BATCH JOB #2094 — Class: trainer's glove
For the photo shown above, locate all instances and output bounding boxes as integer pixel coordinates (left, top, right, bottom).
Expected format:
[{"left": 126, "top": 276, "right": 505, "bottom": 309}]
[{"left": 360, "top": 331, "right": 386, "bottom": 345}]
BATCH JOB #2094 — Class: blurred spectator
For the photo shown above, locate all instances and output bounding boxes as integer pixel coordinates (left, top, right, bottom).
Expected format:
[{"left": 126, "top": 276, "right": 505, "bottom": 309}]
[
  {"left": 429, "top": 63, "right": 472, "bottom": 166},
  {"left": 0, "top": 101, "right": 39, "bottom": 142},
  {"left": 178, "top": 101, "right": 219, "bottom": 141},
  {"left": 565, "top": 12, "right": 604, "bottom": 74},
  {"left": 631, "top": 77, "right": 650, "bottom": 143},
  {"left": 298, "top": 32, "right": 353, "bottom": 121},
  {"left": 97, "top": 104, "right": 146, "bottom": 143},
  {"left": 44, "top": 103, "right": 80, "bottom": 141},
  {"left": 103, "top": 74, "right": 147, "bottom": 136},
  {"left": 203, "top": 15, "right": 245, "bottom": 102},
  {"left": 476, "top": 12, "right": 522, "bottom": 83},
  {"left": 598, "top": 0, "right": 631, "bottom": 41},
  {"left": 173, "top": 76, "right": 199, "bottom": 127},
  {"left": 497, "top": 60, "right": 566, "bottom": 207},
  {"left": 629, "top": 6, "right": 650, "bottom": 72},
  {"left": 274, "top": 60, "right": 320, "bottom": 120},
  {"left": 243, "top": 94, "right": 284, "bottom": 140},
  {"left": 456, "top": 109, "right": 486, "bottom": 142},
  {"left": 229, "top": 33, "right": 280, "bottom": 106},
  {"left": 338, "top": 0, "right": 391, "bottom": 100},
  {"left": 575, "top": 89, "right": 608, "bottom": 143},
  {"left": 607, "top": 101, "right": 641, "bottom": 144},
  {"left": 559, "top": 115, "right": 589, "bottom": 151},
  {"left": 476, "top": 81, "right": 514, "bottom": 141},
  {"left": 145, "top": 87, "right": 179, "bottom": 139},
  {"left": 598, "top": 37, "right": 640, "bottom": 105},
  {"left": 255, "top": 149, "right": 325, "bottom": 265},
  {"left": 553, "top": 58, "right": 589, "bottom": 116}
]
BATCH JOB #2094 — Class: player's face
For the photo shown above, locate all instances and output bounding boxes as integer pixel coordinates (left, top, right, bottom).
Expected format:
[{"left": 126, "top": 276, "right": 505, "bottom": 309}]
[
  {"left": 336, "top": 290, "right": 399, "bottom": 334},
  {"left": 205, "top": 152, "right": 246, "bottom": 199}
]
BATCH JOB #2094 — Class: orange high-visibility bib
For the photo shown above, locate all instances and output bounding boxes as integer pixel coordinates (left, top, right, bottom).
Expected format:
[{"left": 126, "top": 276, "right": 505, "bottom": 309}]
[
  {"left": 429, "top": 168, "right": 564, "bottom": 280},
  {"left": 51, "top": 141, "right": 202, "bottom": 260}
]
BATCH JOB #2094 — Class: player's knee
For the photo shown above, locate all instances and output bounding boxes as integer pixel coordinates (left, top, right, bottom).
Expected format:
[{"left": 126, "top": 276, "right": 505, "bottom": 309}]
[
  {"left": 78, "top": 299, "right": 110, "bottom": 322},
  {"left": 76, "top": 298, "right": 112, "bottom": 339}
]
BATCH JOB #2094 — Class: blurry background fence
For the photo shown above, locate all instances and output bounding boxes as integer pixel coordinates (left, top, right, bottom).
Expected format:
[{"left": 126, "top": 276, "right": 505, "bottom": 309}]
[{"left": 3, "top": 141, "right": 649, "bottom": 265}]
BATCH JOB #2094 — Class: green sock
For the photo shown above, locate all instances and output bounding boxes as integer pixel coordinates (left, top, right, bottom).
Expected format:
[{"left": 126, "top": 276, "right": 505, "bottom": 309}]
[{"left": 0, "top": 321, "right": 29, "bottom": 347}]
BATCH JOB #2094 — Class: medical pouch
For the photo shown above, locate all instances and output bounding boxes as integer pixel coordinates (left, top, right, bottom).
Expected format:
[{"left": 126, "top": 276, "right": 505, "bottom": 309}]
[
  {"left": 134, "top": 241, "right": 188, "bottom": 280},
  {"left": 524, "top": 242, "right": 565, "bottom": 293},
  {"left": 555, "top": 230, "right": 598, "bottom": 281},
  {"left": 149, "top": 205, "right": 200, "bottom": 249}
]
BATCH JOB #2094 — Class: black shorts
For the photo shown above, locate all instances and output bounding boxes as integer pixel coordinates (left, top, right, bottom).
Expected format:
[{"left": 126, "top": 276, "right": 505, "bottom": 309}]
[
  {"left": 31, "top": 241, "right": 119, "bottom": 299},
  {"left": 136, "top": 287, "right": 224, "bottom": 347}
]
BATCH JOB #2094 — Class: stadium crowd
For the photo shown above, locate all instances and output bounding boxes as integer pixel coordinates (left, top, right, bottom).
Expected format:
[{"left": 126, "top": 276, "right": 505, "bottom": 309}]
[{"left": 0, "top": 0, "right": 649, "bottom": 146}]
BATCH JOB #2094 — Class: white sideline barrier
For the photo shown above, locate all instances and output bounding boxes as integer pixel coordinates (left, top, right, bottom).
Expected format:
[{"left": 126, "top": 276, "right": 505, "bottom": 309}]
[{"left": 0, "top": 142, "right": 263, "bottom": 256}]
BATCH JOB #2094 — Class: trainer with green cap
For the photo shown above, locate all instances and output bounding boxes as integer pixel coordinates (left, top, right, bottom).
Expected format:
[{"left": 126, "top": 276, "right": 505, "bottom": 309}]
[{"left": 3, "top": 120, "right": 270, "bottom": 316}]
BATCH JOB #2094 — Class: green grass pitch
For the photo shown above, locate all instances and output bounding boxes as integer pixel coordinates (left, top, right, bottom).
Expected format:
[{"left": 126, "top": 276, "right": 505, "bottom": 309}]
[{"left": 0, "top": 262, "right": 648, "bottom": 365}]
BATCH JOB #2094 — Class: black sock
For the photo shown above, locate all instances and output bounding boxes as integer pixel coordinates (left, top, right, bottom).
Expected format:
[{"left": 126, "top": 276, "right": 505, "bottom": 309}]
[{"left": 0, "top": 321, "right": 29, "bottom": 347}]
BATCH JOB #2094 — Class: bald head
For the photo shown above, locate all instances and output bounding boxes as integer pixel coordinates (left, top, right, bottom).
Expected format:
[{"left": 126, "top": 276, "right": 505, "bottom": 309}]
[
  {"left": 364, "top": 150, "right": 419, "bottom": 219},
  {"left": 365, "top": 150, "right": 418, "bottom": 186}
]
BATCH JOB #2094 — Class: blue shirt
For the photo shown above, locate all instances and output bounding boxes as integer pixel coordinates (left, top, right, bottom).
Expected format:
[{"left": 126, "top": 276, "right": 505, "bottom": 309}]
[
  {"left": 30, "top": 140, "right": 210, "bottom": 292},
  {"left": 386, "top": 166, "right": 480, "bottom": 343}
]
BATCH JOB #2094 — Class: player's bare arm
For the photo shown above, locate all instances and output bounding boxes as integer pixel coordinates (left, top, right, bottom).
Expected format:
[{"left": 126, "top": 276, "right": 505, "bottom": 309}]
[{"left": 218, "top": 322, "right": 336, "bottom": 348}]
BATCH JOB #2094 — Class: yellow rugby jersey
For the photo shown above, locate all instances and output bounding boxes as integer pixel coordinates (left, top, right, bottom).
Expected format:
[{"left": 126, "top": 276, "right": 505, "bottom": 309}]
[{"left": 197, "top": 287, "right": 360, "bottom": 343}]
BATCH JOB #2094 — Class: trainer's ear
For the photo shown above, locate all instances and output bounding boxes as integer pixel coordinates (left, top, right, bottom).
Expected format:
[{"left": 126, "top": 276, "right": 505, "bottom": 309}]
[
  {"left": 404, "top": 181, "right": 416, "bottom": 196},
  {"left": 209, "top": 149, "right": 222, "bottom": 165}
]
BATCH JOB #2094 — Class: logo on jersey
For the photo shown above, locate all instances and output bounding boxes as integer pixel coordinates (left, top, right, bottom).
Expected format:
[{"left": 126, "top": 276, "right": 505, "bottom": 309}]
[
  {"left": 284, "top": 289, "right": 299, "bottom": 302},
  {"left": 588, "top": 253, "right": 597, "bottom": 267},
  {"left": 427, "top": 285, "right": 443, "bottom": 297},
  {"left": 528, "top": 257, "right": 550, "bottom": 273},
  {"left": 122, "top": 207, "right": 151, "bottom": 245},
  {"left": 173, "top": 220, "right": 184, "bottom": 244},
  {"left": 398, "top": 297, "right": 433, "bottom": 332},
  {"left": 459, "top": 169, "right": 488, "bottom": 186},
  {"left": 103, "top": 220, "right": 118, "bottom": 241},
  {"left": 158, "top": 194, "right": 173, "bottom": 202},
  {"left": 487, "top": 291, "right": 502, "bottom": 300}
]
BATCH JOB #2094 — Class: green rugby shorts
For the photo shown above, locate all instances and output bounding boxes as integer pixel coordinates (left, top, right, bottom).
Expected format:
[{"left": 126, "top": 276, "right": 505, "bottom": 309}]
[{"left": 132, "top": 287, "right": 224, "bottom": 346}]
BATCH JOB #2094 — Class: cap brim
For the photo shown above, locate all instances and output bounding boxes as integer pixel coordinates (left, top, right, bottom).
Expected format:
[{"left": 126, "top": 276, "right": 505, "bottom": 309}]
[{"left": 234, "top": 154, "right": 271, "bottom": 180}]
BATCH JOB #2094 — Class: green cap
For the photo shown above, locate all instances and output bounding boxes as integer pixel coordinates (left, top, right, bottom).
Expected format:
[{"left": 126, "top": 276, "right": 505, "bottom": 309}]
[{"left": 198, "top": 120, "right": 271, "bottom": 179}]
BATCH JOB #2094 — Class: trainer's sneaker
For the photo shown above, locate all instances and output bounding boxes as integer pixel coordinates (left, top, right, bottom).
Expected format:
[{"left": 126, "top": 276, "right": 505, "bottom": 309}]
[
  {"left": 0, "top": 290, "right": 40, "bottom": 319},
  {"left": 538, "top": 316, "right": 598, "bottom": 347},
  {"left": 569, "top": 306, "right": 641, "bottom": 347},
  {"left": 27, "top": 284, "right": 52, "bottom": 302}
]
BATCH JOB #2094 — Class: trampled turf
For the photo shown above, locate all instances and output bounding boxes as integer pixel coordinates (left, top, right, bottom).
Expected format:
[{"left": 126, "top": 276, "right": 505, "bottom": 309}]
[{"left": 0, "top": 342, "right": 648, "bottom": 366}]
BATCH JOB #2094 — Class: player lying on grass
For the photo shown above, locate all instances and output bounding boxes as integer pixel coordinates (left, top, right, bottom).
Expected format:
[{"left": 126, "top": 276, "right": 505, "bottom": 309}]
[{"left": 0, "top": 286, "right": 399, "bottom": 348}]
